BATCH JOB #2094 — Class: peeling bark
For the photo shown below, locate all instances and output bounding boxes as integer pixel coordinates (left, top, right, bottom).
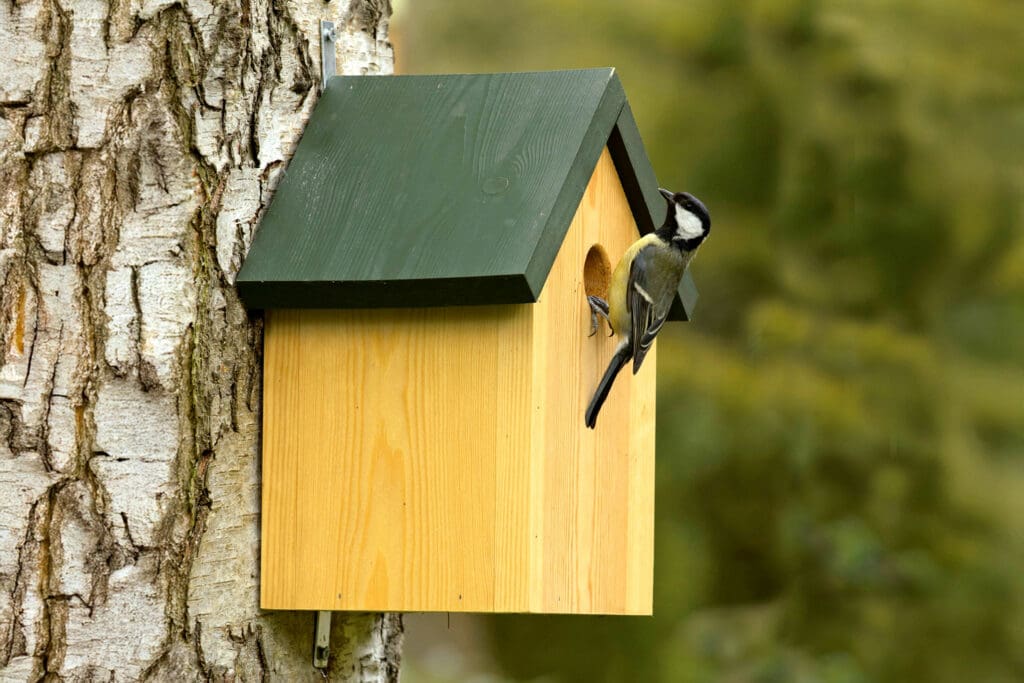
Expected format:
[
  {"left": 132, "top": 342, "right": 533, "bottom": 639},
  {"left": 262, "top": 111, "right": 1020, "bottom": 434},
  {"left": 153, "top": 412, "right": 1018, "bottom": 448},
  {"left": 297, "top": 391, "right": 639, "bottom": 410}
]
[{"left": 0, "top": 1, "right": 401, "bottom": 680}]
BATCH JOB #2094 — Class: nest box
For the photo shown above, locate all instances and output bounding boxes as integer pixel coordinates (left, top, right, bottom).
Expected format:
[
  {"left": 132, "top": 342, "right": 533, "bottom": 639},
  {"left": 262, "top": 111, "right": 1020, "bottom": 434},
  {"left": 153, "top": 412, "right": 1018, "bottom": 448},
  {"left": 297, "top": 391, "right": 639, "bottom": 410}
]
[{"left": 238, "top": 68, "right": 698, "bottom": 615}]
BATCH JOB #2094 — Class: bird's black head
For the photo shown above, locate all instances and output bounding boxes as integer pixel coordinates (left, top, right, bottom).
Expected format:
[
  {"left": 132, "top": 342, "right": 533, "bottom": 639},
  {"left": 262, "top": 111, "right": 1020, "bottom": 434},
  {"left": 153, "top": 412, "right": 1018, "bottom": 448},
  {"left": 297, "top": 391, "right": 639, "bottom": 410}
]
[{"left": 658, "top": 188, "right": 711, "bottom": 249}]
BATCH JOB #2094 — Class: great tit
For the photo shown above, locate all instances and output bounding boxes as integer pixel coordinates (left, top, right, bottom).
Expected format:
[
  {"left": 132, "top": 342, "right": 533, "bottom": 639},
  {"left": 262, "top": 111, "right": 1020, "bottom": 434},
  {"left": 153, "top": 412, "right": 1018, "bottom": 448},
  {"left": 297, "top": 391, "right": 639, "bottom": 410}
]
[{"left": 584, "top": 188, "right": 711, "bottom": 429}]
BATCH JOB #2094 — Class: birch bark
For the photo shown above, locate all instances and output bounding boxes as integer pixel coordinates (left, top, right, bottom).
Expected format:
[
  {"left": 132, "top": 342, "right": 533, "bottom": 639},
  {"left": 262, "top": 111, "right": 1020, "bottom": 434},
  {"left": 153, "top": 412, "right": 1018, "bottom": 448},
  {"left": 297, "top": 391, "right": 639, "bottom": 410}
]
[{"left": 0, "top": 0, "right": 401, "bottom": 679}]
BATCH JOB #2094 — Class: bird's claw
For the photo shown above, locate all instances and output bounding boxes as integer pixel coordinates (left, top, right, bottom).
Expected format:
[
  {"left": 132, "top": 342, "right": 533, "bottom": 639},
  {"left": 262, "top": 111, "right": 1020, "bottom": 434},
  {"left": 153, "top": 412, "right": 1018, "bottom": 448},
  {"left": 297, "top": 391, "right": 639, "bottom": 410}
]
[{"left": 587, "top": 295, "right": 612, "bottom": 337}]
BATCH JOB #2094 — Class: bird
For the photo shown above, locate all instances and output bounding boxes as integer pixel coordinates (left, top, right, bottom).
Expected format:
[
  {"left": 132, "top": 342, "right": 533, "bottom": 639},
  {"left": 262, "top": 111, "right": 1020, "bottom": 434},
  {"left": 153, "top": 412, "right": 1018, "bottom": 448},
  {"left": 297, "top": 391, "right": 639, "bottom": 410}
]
[{"left": 584, "top": 188, "right": 712, "bottom": 429}]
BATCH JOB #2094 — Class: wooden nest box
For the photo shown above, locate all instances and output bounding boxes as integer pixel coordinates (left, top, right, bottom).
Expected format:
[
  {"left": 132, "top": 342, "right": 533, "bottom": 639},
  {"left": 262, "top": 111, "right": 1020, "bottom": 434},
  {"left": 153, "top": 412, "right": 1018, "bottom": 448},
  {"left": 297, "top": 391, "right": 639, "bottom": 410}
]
[{"left": 238, "top": 69, "right": 698, "bottom": 615}]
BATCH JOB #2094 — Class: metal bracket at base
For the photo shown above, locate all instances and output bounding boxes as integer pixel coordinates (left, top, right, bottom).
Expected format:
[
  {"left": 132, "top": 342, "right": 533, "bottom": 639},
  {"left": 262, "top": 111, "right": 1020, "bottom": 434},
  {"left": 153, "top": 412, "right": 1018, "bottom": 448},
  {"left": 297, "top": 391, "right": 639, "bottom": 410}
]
[
  {"left": 320, "top": 20, "right": 337, "bottom": 91},
  {"left": 313, "top": 610, "right": 332, "bottom": 669}
]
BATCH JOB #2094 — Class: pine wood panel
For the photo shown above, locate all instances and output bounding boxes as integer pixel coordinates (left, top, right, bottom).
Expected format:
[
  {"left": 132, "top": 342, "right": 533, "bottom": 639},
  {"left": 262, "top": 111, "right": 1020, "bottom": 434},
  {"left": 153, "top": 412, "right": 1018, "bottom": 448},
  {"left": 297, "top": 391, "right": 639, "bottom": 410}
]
[
  {"left": 260, "top": 147, "right": 654, "bottom": 614},
  {"left": 261, "top": 305, "right": 532, "bottom": 611},
  {"left": 530, "top": 147, "right": 654, "bottom": 614}
]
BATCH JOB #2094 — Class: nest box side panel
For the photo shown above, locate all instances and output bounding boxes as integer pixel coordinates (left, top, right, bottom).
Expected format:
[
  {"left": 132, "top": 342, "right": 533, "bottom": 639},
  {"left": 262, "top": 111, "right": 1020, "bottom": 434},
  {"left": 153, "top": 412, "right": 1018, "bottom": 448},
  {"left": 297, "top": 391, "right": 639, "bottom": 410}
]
[
  {"left": 260, "top": 305, "right": 533, "bottom": 612},
  {"left": 523, "top": 147, "right": 655, "bottom": 615}
]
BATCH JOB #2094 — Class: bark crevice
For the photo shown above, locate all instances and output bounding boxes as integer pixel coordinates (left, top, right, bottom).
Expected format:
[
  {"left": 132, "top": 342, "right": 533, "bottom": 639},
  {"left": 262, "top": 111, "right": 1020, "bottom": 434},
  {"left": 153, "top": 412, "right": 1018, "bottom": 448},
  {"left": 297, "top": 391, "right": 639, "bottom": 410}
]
[{"left": 2, "top": 1, "right": 396, "bottom": 679}]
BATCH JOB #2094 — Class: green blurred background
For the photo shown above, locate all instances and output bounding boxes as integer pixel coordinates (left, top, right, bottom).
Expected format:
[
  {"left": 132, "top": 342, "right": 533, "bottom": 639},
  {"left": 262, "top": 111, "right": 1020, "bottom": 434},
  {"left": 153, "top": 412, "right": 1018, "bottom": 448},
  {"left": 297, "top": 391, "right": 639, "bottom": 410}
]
[{"left": 390, "top": 1, "right": 1024, "bottom": 681}]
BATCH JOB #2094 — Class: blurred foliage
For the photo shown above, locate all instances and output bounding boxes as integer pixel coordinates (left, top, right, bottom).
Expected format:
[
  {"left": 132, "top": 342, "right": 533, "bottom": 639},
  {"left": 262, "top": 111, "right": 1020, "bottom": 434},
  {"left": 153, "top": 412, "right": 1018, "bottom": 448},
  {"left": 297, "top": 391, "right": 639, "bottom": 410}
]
[{"left": 393, "top": 0, "right": 1024, "bottom": 681}]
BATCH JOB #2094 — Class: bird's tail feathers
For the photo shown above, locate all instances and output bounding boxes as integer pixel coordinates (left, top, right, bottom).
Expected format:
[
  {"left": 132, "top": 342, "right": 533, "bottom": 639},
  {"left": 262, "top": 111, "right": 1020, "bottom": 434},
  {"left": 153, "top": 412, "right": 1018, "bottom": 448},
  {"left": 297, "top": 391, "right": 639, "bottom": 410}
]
[{"left": 585, "top": 344, "right": 631, "bottom": 429}]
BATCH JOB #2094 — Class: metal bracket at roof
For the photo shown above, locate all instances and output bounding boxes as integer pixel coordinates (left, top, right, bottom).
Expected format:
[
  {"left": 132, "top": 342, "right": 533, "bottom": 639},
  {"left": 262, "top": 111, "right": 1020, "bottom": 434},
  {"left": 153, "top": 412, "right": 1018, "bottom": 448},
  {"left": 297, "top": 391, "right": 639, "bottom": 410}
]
[{"left": 320, "top": 20, "right": 337, "bottom": 91}]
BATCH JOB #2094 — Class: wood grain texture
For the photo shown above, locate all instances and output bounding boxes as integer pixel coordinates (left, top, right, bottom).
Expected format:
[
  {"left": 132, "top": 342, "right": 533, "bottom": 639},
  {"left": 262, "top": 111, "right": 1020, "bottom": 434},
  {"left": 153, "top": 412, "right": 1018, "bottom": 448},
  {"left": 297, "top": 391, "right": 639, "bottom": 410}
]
[
  {"left": 260, "top": 148, "right": 654, "bottom": 614},
  {"left": 262, "top": 305, "right": 529, "bottom": 612},
  {"left": 530, "top": 147, "right": 655, "bottom": 614}
]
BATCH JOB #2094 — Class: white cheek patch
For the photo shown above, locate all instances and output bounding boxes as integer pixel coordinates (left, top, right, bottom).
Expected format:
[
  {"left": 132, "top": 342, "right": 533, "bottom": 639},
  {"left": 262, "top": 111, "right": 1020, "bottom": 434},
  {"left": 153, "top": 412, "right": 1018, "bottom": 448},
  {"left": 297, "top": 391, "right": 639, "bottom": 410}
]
[{"left": 674, "top": 205, "right": 704, "bottom": 239}]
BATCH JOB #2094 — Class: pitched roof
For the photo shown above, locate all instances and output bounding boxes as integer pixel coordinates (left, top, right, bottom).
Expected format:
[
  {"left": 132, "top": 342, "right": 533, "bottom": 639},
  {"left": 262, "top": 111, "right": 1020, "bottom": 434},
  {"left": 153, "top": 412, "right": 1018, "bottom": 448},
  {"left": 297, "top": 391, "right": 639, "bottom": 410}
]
[{"left": 237, "top": 68, "right": 697, "bottom": 320}]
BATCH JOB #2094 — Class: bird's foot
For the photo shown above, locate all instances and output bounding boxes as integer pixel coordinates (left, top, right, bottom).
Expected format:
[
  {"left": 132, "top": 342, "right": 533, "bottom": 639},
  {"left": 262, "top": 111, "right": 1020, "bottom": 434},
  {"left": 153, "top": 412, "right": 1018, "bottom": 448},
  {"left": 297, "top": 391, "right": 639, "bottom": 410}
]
[{"left": 587, "top": 295, "right": 613, "bottom": 337}]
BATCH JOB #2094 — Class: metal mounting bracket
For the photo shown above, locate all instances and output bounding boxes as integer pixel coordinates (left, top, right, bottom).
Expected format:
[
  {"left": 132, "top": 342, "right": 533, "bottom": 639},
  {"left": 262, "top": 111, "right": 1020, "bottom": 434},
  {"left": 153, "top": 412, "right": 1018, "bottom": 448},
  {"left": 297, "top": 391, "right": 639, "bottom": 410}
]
[
  {"left": 313, "top": 22, "right": 335, "bottom": 667},
  {"left": 312, "top": 610, "right": 332, "bottom": 669},
  {"left": 320, "top": 20, "right": 337, "bottom": 91}
]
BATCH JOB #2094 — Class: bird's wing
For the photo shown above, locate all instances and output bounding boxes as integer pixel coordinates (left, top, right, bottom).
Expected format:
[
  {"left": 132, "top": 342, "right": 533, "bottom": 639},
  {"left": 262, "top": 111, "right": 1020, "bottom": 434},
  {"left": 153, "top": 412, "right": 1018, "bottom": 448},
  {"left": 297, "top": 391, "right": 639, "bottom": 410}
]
[{"left": 627, "top": 245, "right": 677, "bottom": 373}]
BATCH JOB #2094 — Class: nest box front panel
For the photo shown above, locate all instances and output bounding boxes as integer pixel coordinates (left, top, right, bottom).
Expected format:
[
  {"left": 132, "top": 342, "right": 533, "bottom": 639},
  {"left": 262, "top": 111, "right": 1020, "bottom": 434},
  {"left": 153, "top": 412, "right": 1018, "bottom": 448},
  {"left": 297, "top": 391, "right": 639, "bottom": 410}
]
[
  {"left": 520, "top": 145, "right": 655, "bottom": 614},
  {"left": 259, "top": 147, "right": 654, "bottom": 615},
  {"left": 528, "top": 147, "right": 655, "bottom": 614}
]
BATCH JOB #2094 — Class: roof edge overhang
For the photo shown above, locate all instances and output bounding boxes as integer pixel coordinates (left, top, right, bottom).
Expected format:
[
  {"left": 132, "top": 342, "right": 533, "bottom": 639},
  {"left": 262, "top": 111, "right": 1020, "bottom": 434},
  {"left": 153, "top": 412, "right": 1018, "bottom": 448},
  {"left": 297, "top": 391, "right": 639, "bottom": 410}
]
[
  {"left": 236, "top": 274, "right": 536, "bottom": 311},
  {"left": 610, "top": 96, "right": 698, "bottom": 321}
]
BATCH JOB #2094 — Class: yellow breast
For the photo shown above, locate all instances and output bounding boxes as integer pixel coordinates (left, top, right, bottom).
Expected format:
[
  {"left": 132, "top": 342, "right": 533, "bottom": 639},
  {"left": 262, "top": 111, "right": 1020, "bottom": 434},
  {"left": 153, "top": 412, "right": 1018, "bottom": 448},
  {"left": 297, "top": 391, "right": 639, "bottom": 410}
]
[{"left": 607, "top": 233, "right": 661, "bottom": 337}]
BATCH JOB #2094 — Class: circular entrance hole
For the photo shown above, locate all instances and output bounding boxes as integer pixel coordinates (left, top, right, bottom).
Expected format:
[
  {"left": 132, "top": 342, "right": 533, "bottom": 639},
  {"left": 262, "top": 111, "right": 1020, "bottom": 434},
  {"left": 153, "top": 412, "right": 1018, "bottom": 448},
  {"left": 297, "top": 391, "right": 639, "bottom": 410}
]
[{"left": 584, "top": 244, "right": 611, "bottom": 300}]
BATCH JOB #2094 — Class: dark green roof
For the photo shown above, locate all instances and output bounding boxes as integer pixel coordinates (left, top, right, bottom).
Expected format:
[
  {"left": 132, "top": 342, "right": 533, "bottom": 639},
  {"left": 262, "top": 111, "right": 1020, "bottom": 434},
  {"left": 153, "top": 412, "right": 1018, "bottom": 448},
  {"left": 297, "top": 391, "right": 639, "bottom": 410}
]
[{"left": 237, "top": 68, "right": 697, "bottom": 320}]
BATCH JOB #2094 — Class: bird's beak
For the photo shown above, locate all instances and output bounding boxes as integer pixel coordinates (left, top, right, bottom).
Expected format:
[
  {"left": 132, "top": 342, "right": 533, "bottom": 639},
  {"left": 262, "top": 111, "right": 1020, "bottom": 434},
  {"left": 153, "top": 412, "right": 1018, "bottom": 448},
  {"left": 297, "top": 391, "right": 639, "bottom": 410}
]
[{"left": 658, "top": 188, "right": 674, "bottom": 202}]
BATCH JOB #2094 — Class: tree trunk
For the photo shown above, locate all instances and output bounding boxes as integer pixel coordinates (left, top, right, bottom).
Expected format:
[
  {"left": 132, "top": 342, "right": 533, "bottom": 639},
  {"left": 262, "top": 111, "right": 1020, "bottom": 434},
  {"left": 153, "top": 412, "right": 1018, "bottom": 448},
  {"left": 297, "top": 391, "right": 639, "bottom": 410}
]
[{"left": 0, "top": 1, "right": 401, "bottom": 679}]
